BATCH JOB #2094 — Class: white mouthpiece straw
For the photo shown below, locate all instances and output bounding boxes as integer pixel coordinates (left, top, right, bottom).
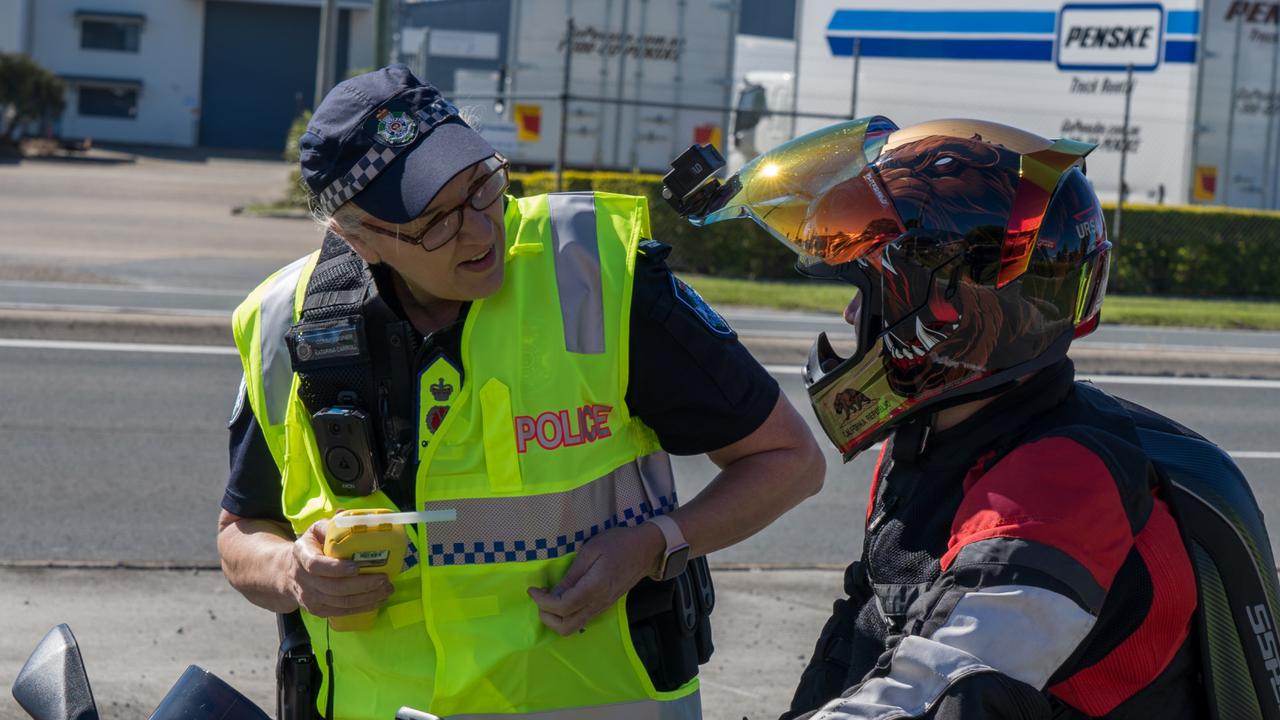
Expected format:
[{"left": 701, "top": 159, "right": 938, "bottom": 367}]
[{"left": 333, "top": 509, "right": 457, "bottom": 529}]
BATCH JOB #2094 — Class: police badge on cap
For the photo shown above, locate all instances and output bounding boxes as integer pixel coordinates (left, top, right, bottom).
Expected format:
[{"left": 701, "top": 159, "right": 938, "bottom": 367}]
[{"left": 376, "top": 109, "right": 419, "bottom": 147}]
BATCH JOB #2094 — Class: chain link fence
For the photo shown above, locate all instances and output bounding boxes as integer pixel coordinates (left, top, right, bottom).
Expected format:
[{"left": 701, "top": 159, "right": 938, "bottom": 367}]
[{"left": 379, "top": 2, "right": 1280, "bottom": 299}]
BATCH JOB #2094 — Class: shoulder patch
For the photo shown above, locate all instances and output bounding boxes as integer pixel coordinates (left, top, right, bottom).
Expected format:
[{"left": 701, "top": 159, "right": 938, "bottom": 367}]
[
  {"left": 229, "top": 374, "right": 248, "bottom": 428},
  {"left": 638, "top": 239, "right": 672, "bottom": 261},
  {"left": 672, "top": 275, "right": 735, "bottom": 338}
]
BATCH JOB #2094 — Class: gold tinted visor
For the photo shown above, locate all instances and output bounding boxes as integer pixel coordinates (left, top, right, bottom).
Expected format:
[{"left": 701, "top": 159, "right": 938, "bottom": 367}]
[{"left": 694, "top": 116, "right": 904, "bottom": 264}]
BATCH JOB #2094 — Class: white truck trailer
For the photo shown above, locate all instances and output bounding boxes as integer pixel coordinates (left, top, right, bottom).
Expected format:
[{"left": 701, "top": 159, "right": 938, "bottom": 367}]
[
  {"left": 503, "top": 0, "right": 738, "bottom": 173},
  {"left": 764, "top": 0, "right": 1277, "bottom": 209}
]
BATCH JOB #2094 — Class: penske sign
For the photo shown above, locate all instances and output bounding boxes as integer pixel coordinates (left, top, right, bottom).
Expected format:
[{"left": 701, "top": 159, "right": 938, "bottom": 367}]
[{"left": 1057, "top": 3, "right": 1164, "bottom": 71}]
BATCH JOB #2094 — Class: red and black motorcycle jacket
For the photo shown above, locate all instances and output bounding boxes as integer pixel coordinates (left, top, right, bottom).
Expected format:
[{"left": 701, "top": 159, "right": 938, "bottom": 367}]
[{"left": 784, "top": 359, "right": 1205, "bottom": 720}]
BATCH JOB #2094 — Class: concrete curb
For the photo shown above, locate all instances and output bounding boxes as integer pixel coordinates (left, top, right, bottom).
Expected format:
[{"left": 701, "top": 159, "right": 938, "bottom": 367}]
[
  {"left": 4, "top": 308, "right": 1280, "bottom": 379},
  {"left": 0, "top": 309, "right": 232, "bottom": 346}
]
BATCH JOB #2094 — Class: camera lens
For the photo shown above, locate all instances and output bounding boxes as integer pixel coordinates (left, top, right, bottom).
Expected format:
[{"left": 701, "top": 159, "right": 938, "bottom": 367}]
[{"left": 329, "top": 423, "right": 342, "bottom": 435}]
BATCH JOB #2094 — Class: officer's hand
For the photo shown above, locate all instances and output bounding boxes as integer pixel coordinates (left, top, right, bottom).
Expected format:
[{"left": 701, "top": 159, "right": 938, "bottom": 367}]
[
  {"left": 527, "top": 523, "right": 664, "bottom": 636},
  {"left": 285, "top": 520, "right": 394, "bottom": 618}
]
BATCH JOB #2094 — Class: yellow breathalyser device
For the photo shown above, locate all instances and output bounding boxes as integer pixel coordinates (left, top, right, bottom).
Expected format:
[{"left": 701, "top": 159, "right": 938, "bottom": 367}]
[{"left": 322, "top": 508, "right": 456, "bottom": 632}]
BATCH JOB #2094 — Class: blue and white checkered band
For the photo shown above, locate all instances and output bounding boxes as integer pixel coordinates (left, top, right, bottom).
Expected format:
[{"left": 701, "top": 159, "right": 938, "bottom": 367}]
[
  {"left": 416, "top": 455, "right": 681, "bottom": 567},
  {"left": 314, "top": 97, "right": 461, "bottom": 217}
]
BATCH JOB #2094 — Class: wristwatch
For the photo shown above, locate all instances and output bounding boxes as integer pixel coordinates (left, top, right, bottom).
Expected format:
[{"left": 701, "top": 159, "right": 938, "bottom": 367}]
[{"left": 648, "top": 514, "right": 691, "bottom": 582}]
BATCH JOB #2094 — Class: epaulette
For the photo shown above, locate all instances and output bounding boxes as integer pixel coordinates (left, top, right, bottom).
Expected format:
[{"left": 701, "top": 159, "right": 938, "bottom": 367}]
[{"left": 638, "top": 239, "right": 672, "bottom": 261}]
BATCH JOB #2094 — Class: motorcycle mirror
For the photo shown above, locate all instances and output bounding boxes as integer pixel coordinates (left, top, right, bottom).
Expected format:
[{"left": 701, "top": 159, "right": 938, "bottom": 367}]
[
  {"left": 11, "top": 625, "right": 99, "bottom": 720},
  {"left": 148, "top": 666, "right": 271, "bottom": 720}
]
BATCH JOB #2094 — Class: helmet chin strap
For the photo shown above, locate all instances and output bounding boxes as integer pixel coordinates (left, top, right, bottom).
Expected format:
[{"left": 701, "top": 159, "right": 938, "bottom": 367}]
[{"left": 891, "top": 419, "right": 932, "bottom": 465}]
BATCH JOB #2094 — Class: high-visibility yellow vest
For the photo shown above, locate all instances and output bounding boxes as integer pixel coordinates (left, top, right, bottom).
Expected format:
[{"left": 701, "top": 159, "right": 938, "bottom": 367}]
[{"left": 232, "top": 192, "right": 701, "bottom": 720}]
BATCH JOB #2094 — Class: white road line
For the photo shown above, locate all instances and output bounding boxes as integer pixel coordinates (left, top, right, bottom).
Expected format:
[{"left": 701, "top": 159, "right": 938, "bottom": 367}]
[
  {"left": 737, "top": 330, "right": 1280, "bottom": 356},
  {"left": 1228, "top": 452, "right": 1280, "bottom": 460},
  {"left": 761, "top": 364, "right": 810, "bottom": 377},
  {"left": 0, "top": 338, "right": 237, "bottom": 355},
  {"left": 737, "top": 329, "right": 835, "bottom": 339},
  {"left": 3, "top": 342, "right": 1278, "bottom": 388},
  {"left": 761, "top": 364, "right": 1280, "bottom": 390},
  {"left": 0, "top": 302, "right": 228, "bottom": 317},
  {"left": 0, "top": 279, "right": 245, "bottom": 297},
  {"left": 1076, "top": 341, "right": 1280, "bottom": 356},
  {"left": 697, "top": 677, "right": 765, "bottom": 700},
  {"left": 1077, "top": 374, "right": 1280, "bottom": 389}
]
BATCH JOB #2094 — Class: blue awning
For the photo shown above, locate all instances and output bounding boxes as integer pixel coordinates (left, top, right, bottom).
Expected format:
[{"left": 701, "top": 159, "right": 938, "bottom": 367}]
[
  {"left": 60, "top": 75, "right": 144, "bottom": 91},
  {"left": 74, "top": 10, "right": 145, "bottom": 24}
]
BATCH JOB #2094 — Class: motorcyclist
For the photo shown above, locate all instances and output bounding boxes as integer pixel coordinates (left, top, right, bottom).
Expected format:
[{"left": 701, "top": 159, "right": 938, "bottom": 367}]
[{"left": 676, "top": 116, "right": 1208, "bottom": 718}]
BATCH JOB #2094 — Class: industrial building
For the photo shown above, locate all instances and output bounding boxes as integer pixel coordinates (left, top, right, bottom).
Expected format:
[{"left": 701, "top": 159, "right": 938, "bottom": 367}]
[{"left": 0, "top": 0, "right": 374, "bottom": 151}]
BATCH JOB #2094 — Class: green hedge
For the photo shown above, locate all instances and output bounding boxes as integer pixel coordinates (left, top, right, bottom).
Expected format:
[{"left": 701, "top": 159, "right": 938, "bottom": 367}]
[
  {"left": 513, "top": 171, "right": 1280, "bottom": 298},
  {"left": 511, "top": 171, "right": 795, "bottom": 279},
  {"left": 284, "top": 110, "right": 312, "bottom": 211},
  {"left": 1099, "top": 204, "right": 1280, "bottom": 298}
]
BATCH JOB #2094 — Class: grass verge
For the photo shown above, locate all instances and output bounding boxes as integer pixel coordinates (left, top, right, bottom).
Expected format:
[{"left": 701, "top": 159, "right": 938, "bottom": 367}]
[
  {"left": 235, "top": 203, "right": 310, "bottom": 219},
  {"left": 682, "top": 274, "right": 1280, "bottom": 331}
]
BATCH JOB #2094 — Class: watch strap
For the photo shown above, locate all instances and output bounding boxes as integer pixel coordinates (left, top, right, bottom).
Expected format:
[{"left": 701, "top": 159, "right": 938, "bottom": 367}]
[{"left": 649, "top": 514, "right": 690, "bottom": 581}]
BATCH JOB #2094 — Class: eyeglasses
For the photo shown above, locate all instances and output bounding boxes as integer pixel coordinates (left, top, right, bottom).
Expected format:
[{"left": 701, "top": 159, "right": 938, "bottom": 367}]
[{"left": 359, "top": 155, "right": 510, "bottom": 252}]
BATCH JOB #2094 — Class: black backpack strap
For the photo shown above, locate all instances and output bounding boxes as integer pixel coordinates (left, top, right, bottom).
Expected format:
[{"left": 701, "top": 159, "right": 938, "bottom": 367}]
[{"left": 1122, "top": 403, "right": 1280, "bottom": 720}]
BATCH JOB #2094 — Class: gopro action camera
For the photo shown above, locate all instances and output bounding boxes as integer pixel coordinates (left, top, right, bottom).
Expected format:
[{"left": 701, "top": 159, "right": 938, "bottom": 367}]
[{"left": 661, "top": 144, "right": 727, "bottom": 218}]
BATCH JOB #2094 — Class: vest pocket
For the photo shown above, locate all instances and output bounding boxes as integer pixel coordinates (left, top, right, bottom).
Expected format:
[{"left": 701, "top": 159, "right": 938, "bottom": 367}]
[{"left": 424, "top": 558, "right": 660, "bottom": 716}]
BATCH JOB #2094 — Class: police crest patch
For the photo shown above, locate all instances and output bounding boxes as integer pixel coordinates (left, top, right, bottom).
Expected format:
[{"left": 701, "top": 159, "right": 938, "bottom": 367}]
[
  {"left": 672, "top": 275, "right": 734, "bottom": 338},
  {"left": 376, "top": 110, "right": 418, "bottom": 147},
  {"left": 228, "top": 374, "right": 248, "bottom": 428}
]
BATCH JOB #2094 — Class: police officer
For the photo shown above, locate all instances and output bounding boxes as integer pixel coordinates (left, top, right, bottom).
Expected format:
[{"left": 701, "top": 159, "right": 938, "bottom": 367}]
[
  {"left": 674, "top": 117, "right": 1211, "bottom": 718},
  {"left": 216, "top": 66, "right": 824, "bottom": 720}
]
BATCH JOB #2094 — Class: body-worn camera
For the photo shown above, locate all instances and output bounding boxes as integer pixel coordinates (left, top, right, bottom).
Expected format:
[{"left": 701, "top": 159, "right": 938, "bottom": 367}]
[
  {"left": 661, "top": 144, "right": 727, "bottom": 217},
  {"left": 311, "top": 406, "right": 381, "bottom": 496}
]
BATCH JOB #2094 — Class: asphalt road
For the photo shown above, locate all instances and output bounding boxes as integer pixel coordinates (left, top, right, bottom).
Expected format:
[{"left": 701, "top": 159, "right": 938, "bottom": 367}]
[
  {"left": 0, "top": 153, "right": 318, "bottom": 292},
  {"left": 1, "top": 340, "right": 1275, "bottom": 568}
]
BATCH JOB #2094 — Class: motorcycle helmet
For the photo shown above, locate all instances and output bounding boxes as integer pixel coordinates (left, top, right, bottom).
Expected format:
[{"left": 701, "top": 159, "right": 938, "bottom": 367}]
[{"left": 683, "top": 116, "right": 1110, "bottom": 460}]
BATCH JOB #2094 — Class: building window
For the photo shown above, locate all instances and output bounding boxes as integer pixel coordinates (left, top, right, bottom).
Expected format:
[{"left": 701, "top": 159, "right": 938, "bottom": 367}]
[
  {"left": 78, "top": 86, "right": 138, "bottom": 118},
  {"left": 78, "top": 14, "right": 143, "bottom": 52}
]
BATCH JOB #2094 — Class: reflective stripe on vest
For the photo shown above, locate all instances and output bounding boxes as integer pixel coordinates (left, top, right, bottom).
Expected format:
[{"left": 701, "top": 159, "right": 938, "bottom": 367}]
[
  {"left": 449, "top": 691, "right": 701, "bottom": 720},
  {"left": 258, "top": 253, "right": 311, "bottom": 426},
  {"left": 548, "top": 192, "right": 605, "bottom": 354},
  {"left": 424, "top": 451, "right": 676, "bottom": 566}
]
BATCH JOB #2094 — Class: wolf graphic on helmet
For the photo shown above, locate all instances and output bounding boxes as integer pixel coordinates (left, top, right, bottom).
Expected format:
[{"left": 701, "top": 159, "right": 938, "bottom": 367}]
[
  {"left": 875, "top": 133, "right": 1020, "bottom": 235},
  {"left": 863, "top": 134, "right": 1046, "bottom": 399}
]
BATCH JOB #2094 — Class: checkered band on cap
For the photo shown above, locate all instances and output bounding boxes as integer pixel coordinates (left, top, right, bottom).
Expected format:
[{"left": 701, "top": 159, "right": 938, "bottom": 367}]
[{"left": 314, "top": 97, "right": 460, "bottom": 217}]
